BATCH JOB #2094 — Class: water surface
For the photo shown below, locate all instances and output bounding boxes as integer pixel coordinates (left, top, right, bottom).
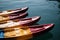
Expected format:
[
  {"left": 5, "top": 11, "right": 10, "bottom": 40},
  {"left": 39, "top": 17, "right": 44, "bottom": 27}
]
[{"left": 0, "top": 0, "right": 60, "bottom": 40}]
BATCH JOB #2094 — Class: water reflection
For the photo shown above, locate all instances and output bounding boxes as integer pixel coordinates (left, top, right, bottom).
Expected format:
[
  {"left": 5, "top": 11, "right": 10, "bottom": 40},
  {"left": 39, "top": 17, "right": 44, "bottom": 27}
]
[
  {"left": 48, "top": 0, "right": 60, "bottom": 15},
  {"left": 30, "top": 32, "right": 53, "bottom": 40},
  {"left": 58, "top": 4, "right": 60, "bottom": 8},
  {"left": 48, "top": 0, "right": 60, "bottom": 2},
  {"left": 58, "top": 4, "right": 60, "bottom": 13},
  {"left": 48, "top": 0, "right": 60, "bottom": 8}
]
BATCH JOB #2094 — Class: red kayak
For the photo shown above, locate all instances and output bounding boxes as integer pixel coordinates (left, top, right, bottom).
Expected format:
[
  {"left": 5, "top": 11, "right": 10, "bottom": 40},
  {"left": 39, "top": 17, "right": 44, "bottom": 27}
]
[
  {"left": 0, "top": 7, "right": 28, "bottom": 16},
  {"left": 19, "top": 16, "right": 41, "bottom": 25},
  {"left": 9, "top": 12, "right": 28, "bottom": 20},
  {"left": 0, "top": 16, "right": 41, "bottom": 29},
  {"left": 30, "top": 24, "right": 54, "bottom": 34},
  {"left": 4, "top": 24, "right": 54, "bottom": 39}
]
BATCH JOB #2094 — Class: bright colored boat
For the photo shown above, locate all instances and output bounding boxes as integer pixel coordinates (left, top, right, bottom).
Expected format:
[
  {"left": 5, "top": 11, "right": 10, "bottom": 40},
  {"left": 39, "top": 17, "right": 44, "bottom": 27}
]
[
  {"left": 0, "top": 7, "right": 28, "bottom": 16},
  {"left": 0, "top": 16, "right": 40, "bottom": 29},
  {"left": 2, "top": 24, "right": 54, "bottom": 39},
  {"left": 0, "top": 12, "right": 28, "bottom": 23}
]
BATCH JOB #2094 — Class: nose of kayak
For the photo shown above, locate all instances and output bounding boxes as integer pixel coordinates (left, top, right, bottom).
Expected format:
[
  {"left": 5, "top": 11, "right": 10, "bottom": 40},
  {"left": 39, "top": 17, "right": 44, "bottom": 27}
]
[{"left": 30, "top": 24, "right": 54, "bottom": 34}]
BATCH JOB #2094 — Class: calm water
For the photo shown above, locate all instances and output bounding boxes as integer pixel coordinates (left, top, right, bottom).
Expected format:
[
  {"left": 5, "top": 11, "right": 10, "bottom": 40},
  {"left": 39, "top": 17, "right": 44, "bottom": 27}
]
[{"left": 0, "top": 0, "right": 60, "bottom": 40}]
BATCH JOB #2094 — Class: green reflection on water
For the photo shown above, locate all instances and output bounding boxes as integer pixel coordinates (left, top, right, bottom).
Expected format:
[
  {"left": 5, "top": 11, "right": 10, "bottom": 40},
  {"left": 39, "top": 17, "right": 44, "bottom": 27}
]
[{"left": 30, "top": 32, "right": 53, "bottom": 40}]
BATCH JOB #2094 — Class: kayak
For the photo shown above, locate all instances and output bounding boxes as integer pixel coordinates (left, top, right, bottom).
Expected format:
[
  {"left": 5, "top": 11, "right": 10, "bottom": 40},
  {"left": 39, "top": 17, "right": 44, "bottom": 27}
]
[
  {"left": 0, "top": 7, "right": 28, "bottom": 16},
  {"left": 0, "top": 24, "right": 54, "bottom": 39},
  {"left": 9, "top": 12, "right": 28, "bottom": 20},
  {"left": 18, "top": 16, "right": 41, "bottom": 25},
  {"left": 0, "top": 12, "right": 28, "bottom": 23},
  {"left": 0, "top": 16, "right": 41, "bottom": 29}
]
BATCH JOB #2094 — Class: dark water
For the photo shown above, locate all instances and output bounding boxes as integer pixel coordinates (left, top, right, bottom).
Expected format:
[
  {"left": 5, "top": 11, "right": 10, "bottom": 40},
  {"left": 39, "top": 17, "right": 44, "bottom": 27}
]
[{"left": 0, "top": 0, "right": 60, "bottom": 40}]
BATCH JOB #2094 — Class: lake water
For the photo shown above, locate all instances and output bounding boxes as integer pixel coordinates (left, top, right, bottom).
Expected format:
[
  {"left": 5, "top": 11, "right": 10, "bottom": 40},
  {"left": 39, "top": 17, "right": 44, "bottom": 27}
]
[{"left": 0, "top": 0, "right": 60, "bottom": 40}]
